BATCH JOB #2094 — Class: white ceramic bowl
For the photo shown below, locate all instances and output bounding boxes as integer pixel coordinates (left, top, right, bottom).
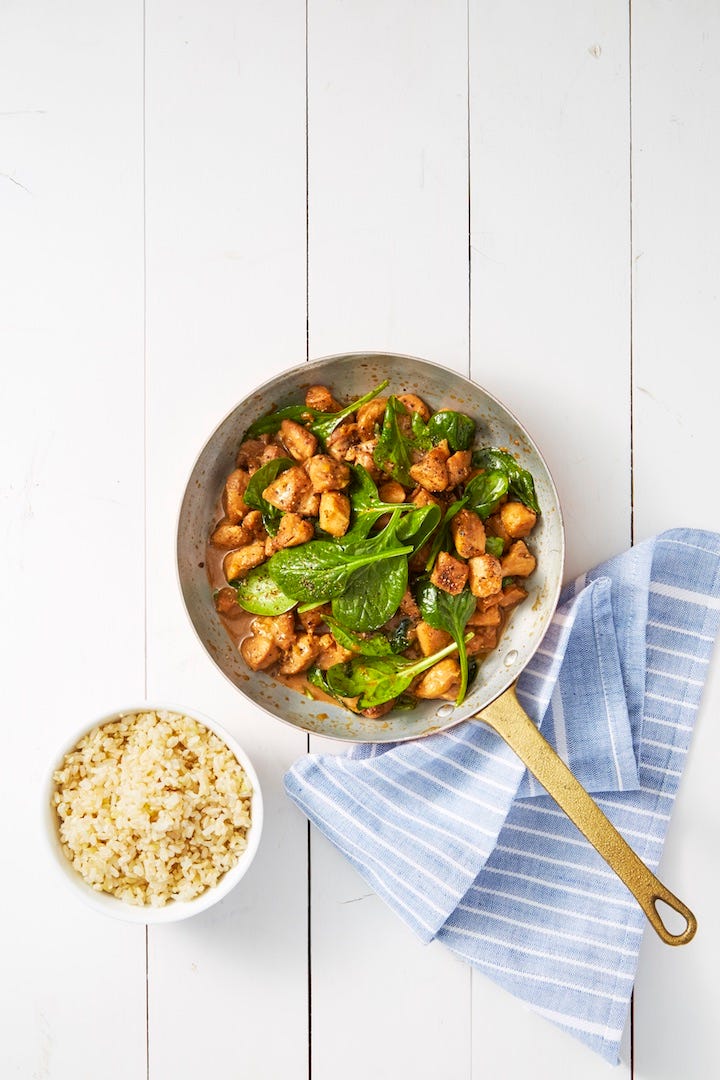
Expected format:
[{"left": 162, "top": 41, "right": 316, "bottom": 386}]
[{"left": 44, "top": 703, "right": 263, "bottom": 923}]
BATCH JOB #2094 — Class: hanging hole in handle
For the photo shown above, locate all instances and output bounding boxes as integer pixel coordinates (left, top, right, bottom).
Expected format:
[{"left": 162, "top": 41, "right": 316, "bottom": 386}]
[{"left": 653, "top": 897, "right": 697, "bottom": 945}]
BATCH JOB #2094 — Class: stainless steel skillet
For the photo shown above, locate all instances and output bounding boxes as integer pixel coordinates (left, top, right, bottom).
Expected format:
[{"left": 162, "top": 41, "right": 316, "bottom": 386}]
[{"left": 177, "top": 351, "right": 695, "bottom": 946}]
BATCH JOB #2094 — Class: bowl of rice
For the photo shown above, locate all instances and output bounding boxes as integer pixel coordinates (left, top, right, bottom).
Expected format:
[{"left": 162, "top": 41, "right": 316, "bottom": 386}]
[{"left": 45, "top": 705, "right": 263, "bottom": 922}]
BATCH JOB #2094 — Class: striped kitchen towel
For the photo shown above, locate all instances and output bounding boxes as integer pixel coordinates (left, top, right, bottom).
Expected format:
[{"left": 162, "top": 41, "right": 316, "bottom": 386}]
[{"left": 284, "top": 529, "right": 720, "bottom": 1063}]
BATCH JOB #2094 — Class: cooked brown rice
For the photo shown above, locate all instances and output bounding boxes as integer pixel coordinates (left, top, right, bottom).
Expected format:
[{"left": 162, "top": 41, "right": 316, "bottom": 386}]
[{"left": 52, "top": 710, "right": 253, "bottom": 906}]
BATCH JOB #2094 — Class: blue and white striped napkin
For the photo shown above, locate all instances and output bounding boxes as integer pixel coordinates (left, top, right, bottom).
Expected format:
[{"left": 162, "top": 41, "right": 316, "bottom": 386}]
[{"left": 284, "top": 529, "right": 720, "bottom": 1063}]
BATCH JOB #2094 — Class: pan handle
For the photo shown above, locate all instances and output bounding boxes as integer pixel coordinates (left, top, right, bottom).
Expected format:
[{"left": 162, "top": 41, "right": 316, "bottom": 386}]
[{"left": 476, "top": 685, "right": 697, "bottom": 947}]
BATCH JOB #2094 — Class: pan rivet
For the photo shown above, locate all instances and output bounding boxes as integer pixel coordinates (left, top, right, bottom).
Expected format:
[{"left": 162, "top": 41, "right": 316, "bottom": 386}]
[
  {"left": 504, "top": 650, "right": 518, "bottom": 667},
  {"left": 436, "top": 704, "right": 454, "bottom": 718}
]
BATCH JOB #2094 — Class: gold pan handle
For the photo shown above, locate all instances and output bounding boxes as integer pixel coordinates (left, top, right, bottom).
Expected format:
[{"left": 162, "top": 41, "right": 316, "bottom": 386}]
[{"left": 477, "top": 685, "right": 697, "bottom": 947}]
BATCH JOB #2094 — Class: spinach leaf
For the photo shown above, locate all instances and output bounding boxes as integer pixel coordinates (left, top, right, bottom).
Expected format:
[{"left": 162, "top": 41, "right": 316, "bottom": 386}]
[
  {"left": 484, "top": 535, "right": 505, "bottom": 558},
  {"left": 416, "top": 578, "right": 477, "bottom": 705},
  {"left": 331, "top": 553, "right": 408, "bottom": 632},
  {"left": 464, "top": 469, "right": 509, "bottom": 519},
  {"left": 425, "top": 410, "right": 476, "bottom": 452},
  {"left": 268, "top": 539, "right": 412, "bottom": 603},
  {"left": 389, "top": 616, "right": 412, "bottom": 653},
  {"left": 325, "top": 617, "right": 396, "bottom": 656},
  {"left": 502, "top": 576, "right": 515, "bottom": 588},
  {"left": 372, "top": 396, "right": 415, "bottom": 486},
  {"left": 424, "top": 499, "right": 466, "bottom": 572},
  {"left": 233, "top": 563, "right": 297, "bottom": 615},
  {"left": 307, "top": 665, "right": 346, "bottom": 706},
  {"left": 243, "top": 456, "right": 294, "bottom": 535},
  {"left": 326, "top": 637, "right": 465, "bottom": 709},
  {"left": 472, "top": 448, "right": 540, "bottom": 514},
  {"left": 395, "top": 503, "right": 442, "bottom": 554},
  {"left": 244, "top": 380, "right": 389, "bottom": 442}
]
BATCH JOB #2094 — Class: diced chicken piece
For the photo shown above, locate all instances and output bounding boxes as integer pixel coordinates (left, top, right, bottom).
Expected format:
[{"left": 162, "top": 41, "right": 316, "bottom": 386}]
[
  {"left": 353, "top": 446, "right": 382, "bottom": 480},
  {"left": 315, "top": 632, "right": 355, "bottom": 670},
  {"left": 252, "top": 612, "right": 297, "bottom": 650},
  {"left": 326, "top": 422, "right": 362, "bottom": 462},
  {"left": 468, "top": 604, "right": 502, "bottom": 628},
  {"left": 501, "top": 540, "right": 537, "bottom": 579},
  {"left": 305, "top": 454, "right": 351, "bottom": 493},
  {"left": 279, "top": 418, "right": 318, "bottom": 462},
  {"left": 240, "top": 633, "right": 281, "bottom": 671},
  {"left": 446, "top": 450, "right": 473, "bottom": 488},
  {"left": 319, "top": 492, "right": 351, "bottom": 537},
  {"left": 296, "top": 489, "right": 320, "bottom": 517},
  {"left": 411, "top": 486, "right": 444, "bottom": 509},
  {"left": 397, "top": 393, "right": 431, "bottom": 422},
  {"left": 278, "top": 633, "right": 322, "bottom": 675},
  {"left": 262, "top": 465, "right": 312, "bottom": 512},
  {"left": 361, "top": 701, "right": 395, "bottom": 719},
  {"left": 210, "top": 520, "right": 250, "bottom": 549},
  {"left": 414, "top": 658, "right": 461, "bottom": 699},
  {"left": 298, "top": 604, "right": 331, "bottom": 633},
  {"left": 223, "top": 468, "right": 251, "bottom": 523},
  {"left": 265, "top": 513, "right": 314, "bottom": 555},
  {"left": 399, "top": 589, "right": 420, "bottom": 620},
  {"left": 223, "top": 542, "right": 266, "bottom": 582},
  {"left": 416, "top": 621, "right": 453, "bottom": 656},
  {"left": 235, "top": 437, "right": 270, "bottom": 471},
  {"left": 409, "top": 443, "right": 451, "bottom": 493},
  {"left": 467, "top": 553, "right": 503, "bottom": 598},
  {"left": 306, "top": 384, "right": 341, "bottom": 412},
  {"left": 239, "top": 510, "right": 266, "bottom": 541},
  {"left": 259, "top": 443, "right": 287, "bottom": 467},
  {"left": 485, "top": 511, "right": 512, "bottom": 553},
  {"left": 500, "top": 501, "right": 537, "bottom": 539},
  {"left": 451, "top": 508, "right": 486, "bottom": 559},
  {"left": 356, "top": 397, "right": 388, "bottom": 439},
  {"left": 497, "top": 583, "right": 528, "bottom": 608},
  {"left": 431, "top": 551, "right": 469, "bottom": 595},
  {"left": 214, "top": 587, "right": 239, "bottom": 616},
  {"left": 466, "top": 626, "right": 499, "bottom": 655},
  {"left": 378, "top": 480, "right": 406, "bottom": 504}
]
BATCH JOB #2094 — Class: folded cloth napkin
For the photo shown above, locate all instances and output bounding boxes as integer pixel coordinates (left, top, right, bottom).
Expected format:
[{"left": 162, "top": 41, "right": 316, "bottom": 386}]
[{"left": 284, "top": 528, "right": 720, "bottom": 1064}]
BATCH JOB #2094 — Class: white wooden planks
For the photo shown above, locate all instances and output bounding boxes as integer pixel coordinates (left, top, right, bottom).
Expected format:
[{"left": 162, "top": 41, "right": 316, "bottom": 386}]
[
  {"left": 0, "top": 2, "right": 146, "bottom": 1076},
  {"left": 307, "top": 3, "right": 472, "bottom": 1078},
  {"left": 469, "top": 1, "right": 632, "bottom": 1073},
  {"left": 631, "top": 3, "right": 720, "bottom": 1077},
  {"left": 143, "top": 2, "right": 309, "bottom": 1077}
]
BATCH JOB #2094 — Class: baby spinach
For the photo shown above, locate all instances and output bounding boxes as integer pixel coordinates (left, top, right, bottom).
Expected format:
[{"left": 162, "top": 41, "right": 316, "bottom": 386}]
[
  {"left": 245, "top": 380, "right": 389, "bottom": 442},
  {"left": 331, "top": 509, "right": 410, "bottom": 631},
  {"left": 373, "top": 395, "right": 416, "bottom": 486},
  {"left": 472, "top": 448, "right": 540, "bottom": 514},
  {"left": 233, "top": 563, "right": 297, "bottom": 615},
  {"left": 424, "top": 499, "right": 466, "bottom": 572},
  {"left": 343, "top": 467, "right": 440, "bottom": 550},
  {"left": 268, "top": 539, "right": 412, "bottom": 604},
  {"left": 416, "top": 578, "right": 477, "bottom": 705},
  {"left": 484, "top": 536, "right": 505, "bottom": 558},
  {"left": 464, "top": 469, "right": 509, "bottom": 519},
  {"left": 243, "top": 456, "right": 294, "bottom": 535},
  {"left": 325, "top": 617, "right": 396, "bottom": 656},
  {"left": 424, "top": 409, "right": 476, "bottom": 452},
  {"left": 326, "top": 637, "right": 465, "bottom": 709},
  {"left": 396, "top": 503, "right": 442, "bottom": 553}
]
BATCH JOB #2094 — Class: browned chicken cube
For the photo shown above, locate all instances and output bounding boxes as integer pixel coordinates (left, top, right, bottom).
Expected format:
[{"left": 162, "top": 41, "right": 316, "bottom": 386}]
[
  {"left": 240, "top": 632, "right": 281, "bottom": 671},
  {"left": 211, "top": 520, "right": 251, "bottom": 549},
  {"left": 223, "top": 468, "right": 251, "bottom": 524},
  {"left": 306, "top": 384, "right": 341, "bottom": 412},
  {"left": 409, "top": 443, "right": 451, "bottom": 493},
  {"left": 399, "top": 589, "right": 420, "bottom": 620},
  {"left": 315, "top": 632, "right": 355, "bottom": 670},
  {"left": 451, "top": 508, "right": 487, "bottom": 559},
  {"left": 235, "top": 437, "right": 270, "bottom": 471},
  {"left": 356, "top": 397, "right": 388, "bottom": 439},
  {"left": 353, "top": 447, "right": 383, "bottom": 480},
  {"left": 416, "top": 621, "right": 453, "bottom": 656},
  {"left": 431, "top": 551, "right": 469, "bottom": 595},
  {"left": 397, "top": 393, "right": 431, "bottom": 422},
  {"left": 361, "top": 702, "right": 396, "bottom": 719},
  {"left": 497, "top": 583, "right": 528, "bottom": 608},
  {"left": 305, "top": 454, "right": 351, "bottom": 493},
  {"left": 378, "top": 480, "right": 406, "bottom": 504},
  {"left": 501, "top": 540, "right": 536, "bottom": 578},
  {"left": 265, "top": 513, "right": 314, "bottom": 555},
  {"left": 214, "top": 587, "right": 239, "bottom": 616},
  {"left": 295, "top": 489, "right": 321, "bottom": 517},
  {"left": 414, "top": 658, "right": 461, "bottom": 699},
  {"left": 298, "top": 604, "right": 331, "bottom": 633},
  {"left": 468, "top": 604, "right": 502, "bottom": 628},
  {"left": 319, "top": 491, "right": 351, "bottom": 537},
  {"left": 500, "top": 501, "right": 537, "bottom": 539},
  {"left": 279, "top": 419, "right": 318, "bottom": 462},
  {"left": 446, "top": 450, "right": 473, "bottom": 488},
  {"left": 223, "top": 542, "right": 266, "bottom": 582},
  {"left": 326, "top": 422, "right": 362, "bottom": 462},
  {"left": 252, "top": 612, "right": 296, "bottom": 650},
  {"left": 411, "top": 486, "right": 444, "bottom": 509},
  {"left": 279, "top": 633, "right": 322, "bottom": 675},
  {"left": 485, "top": 511, "right": 512, "bottom": 552},
  {"left": 259, "top": 444, "right": 287, "bottom": 467},
  {"left": 262, "top": 465, "right": 311, "bottom": 512},
  {"left": 467, "top": 553, "right": 503, "bottom": 598},
  {"left": 466, "top": 626, "right": 499, "bottom": 655}
]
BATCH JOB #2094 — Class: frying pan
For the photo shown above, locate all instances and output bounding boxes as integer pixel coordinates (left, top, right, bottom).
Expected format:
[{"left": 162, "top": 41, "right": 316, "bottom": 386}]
[{"left": 177, "top": 351, "right": 695, "bottom": 946}]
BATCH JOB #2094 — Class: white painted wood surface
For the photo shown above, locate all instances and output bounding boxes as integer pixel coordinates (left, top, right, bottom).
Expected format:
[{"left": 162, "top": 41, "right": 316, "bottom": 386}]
[{"left": 2, "top": 1, "right": 719, "bottom": 1077}]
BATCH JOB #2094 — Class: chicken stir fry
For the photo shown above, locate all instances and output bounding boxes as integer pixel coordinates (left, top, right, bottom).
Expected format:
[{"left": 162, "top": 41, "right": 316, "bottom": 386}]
[{"left": 209, "top": 381, "right": 541, "bottom": 718}]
